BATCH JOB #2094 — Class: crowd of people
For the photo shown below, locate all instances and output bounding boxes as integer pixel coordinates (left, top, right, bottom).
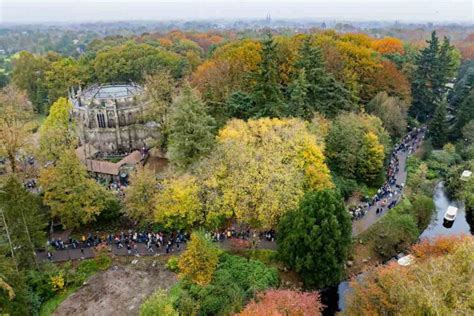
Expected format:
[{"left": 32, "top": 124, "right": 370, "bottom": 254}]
[
  {"left": 349, "top": 126, "right": 426, "bottom": 221},
  {"left": 208, "top": 228, "right": 276, "bottom": 242},
  {"left": 46, "top": 230, "right": 189, "bottom": 260},
  {"left": 45, "top": 228, "right": 277, "bottom": 261}
]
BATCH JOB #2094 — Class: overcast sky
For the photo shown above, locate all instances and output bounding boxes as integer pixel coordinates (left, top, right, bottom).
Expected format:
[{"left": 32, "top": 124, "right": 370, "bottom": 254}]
[{"left": 0, "top": 0, "right": 472, "bottom": 24}]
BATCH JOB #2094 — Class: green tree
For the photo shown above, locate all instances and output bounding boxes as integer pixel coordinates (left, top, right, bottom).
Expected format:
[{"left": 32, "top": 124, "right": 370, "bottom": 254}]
[
  {"left": 143, "top": 70, "right": 176, "bottom": 150},
  {"left": 38, "top": 97, "right": 75, "bottom": 163},
  {"left": 410, "top": 32, "right": 458, "bottom": 122},
  {"left": 123, "top": 166, "right": 158, "bottom": 225},
  {"left": 430, "top": 100, "right": 448, "bottom": 148},
  {"left": 0, "top": 176, "right": 45, "bottom": 271},
  {"left": 252, "top": 32, "right": 285, "bottom": 117},
  {"left": 168, "top": 84, "right": 215, "bottom": 169},
  {"left": 410, "top": 31, "right": 441, "bottom": 122},
  {"left": 11, "top": 51, "right": 50, "bottom": 113},
  {"left": 367, "top": 91, "right": 408, "bottom": 137},
  {"left": 277, "top": 190, "right": 352, "bottom": 288},
  {"left": 92, "top": 43, "right": 185, "bottom": 83},
  {"left": 39, "top": 150, "right": 112, "bottom": 228},
  {"left": 287, "top": 68, "right": 310, "bottom": 118},
  {"left": 326, "top": 112, "right": 389, "bottom": 183},
  {"left": 178, "top": 231, "right": 219, "bottom": 286},
  {"left": 295, "top": 38, "right": 353, "bottom": 119},
  {"left": 373, "top": 201, "right": 419, "bottom": 257},
  {"left": 225, "top": 91, "right": 255, "bottom": 120},
  {"left": 45, "top": 57, "right": 84, "bottom": 107},
  {"left": 452, "top": 90, "right": 474, "bottom": 140}
]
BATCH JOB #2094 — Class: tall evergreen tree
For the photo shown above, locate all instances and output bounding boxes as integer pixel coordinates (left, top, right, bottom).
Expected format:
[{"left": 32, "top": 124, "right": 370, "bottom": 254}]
[
  {"left": 252, "top": 32, "right": 285, "bottom": 117},
  {"left": 287, "top": 69, "right": 310, "bottom": 118},
  {"left": 410, "top": 31, "right": 441, "bottom": 122},
  {"left": 294, "top": 38, "right": 353, "bottom": 119},
  {"left": 429, "top": 100, "right": 448, "bottom": 148},
  {"left": 168, "top": 84, "right": 216, "bottom": 169},
  {"left": 277, "top": 189, "right": 352, "bottom": 288},
  {"left": 225, "top": 91, "right": 255, "bottom": 120}
]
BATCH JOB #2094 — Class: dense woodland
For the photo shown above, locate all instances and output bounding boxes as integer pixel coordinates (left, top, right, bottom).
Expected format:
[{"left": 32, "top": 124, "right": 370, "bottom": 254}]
[{"left": 1, "top": 24, "right": 473, "bottom": 315}]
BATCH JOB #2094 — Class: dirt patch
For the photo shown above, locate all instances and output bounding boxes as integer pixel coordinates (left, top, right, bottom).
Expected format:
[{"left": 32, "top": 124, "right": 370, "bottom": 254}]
[{"left": 54, "top": 259, "right": 177, "bottom": 316}]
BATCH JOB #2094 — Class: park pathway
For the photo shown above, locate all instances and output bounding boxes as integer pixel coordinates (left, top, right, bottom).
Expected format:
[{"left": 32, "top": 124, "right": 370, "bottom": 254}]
[
  {"left": 351, "top": 129, "right": 425, "bottom": 236},
  {"left": 36, "top": 237, "right": 277, "bottom": 263}
]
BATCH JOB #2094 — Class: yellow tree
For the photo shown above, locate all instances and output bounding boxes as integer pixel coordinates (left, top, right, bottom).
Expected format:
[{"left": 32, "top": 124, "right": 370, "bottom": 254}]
[
  {"left": 38, "top": 97, "right": 76, "bottom": 163},
  {"left": 357, "top": 132, "right": 385, "bottom": 182},
  {"left": 0, "top": 85, "right": 35, "bottom": 173},
  {"left": 154, "top": 174, "right": 202, "bottom": 230},
  {"left": 199, "top": 118, "right": 333, "bottom": 229},
  {"left": 124, "top": 166, "right": 158, "bottom": 224},
  {"left": 178, "top": 231, "right": 219, "bottom": 286},
  {"left": 39, "top": 149, "right": 112, "bottom": 228}
]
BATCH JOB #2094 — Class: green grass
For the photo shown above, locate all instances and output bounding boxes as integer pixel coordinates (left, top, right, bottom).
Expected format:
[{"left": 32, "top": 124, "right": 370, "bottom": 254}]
[{"left": 39, "top": 286, "right": 79, "bottom": 316}]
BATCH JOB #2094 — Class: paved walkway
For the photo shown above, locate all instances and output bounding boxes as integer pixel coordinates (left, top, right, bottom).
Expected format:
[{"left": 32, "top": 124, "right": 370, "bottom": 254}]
[
  {"left": 351, "top": 153, "right": 407, "bottom": 236},
  {"left": 351, "top": 130, "right": 425, "bottom": 236},
  {"left": 36, "top": 238, "right": 277, "bottom": 263}
]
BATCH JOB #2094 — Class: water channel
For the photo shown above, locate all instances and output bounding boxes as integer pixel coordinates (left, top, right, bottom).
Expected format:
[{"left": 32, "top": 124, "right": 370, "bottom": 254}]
[{"left": 321, "top": 182, "right": 473, "bottom": 315}]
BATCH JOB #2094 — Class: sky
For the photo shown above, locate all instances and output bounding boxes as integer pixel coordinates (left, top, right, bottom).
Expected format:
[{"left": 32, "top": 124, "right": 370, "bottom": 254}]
[{"left": 0, "top": 0, "right": 472, "bottom": 24}]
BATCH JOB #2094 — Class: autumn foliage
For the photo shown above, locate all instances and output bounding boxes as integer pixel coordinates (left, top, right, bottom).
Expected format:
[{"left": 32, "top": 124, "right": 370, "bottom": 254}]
[
  {"left": 343, "top": 235, "right": 474, "bottom": 316},
  {"left": 371, "top": 37, "right": 405, "bottom": 55},
  {"left": 238, "top": 289, "right": 323, "bottom": 316}
]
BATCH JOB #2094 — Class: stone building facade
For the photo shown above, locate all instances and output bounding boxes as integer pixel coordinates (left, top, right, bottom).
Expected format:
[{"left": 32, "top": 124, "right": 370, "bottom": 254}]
[{"left": 70, "top": 83, "right": 159, "bottom": 153}]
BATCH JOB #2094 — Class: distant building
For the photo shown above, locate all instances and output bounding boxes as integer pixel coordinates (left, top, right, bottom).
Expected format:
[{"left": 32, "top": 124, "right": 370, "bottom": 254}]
[{"left": 70, "top": 83, "right": 159, "bottom": 153}]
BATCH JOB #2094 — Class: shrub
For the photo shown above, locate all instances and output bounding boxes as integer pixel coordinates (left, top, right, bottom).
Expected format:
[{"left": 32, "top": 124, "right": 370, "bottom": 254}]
[
  {"left": 373, "top": 210, "right": 419, "bottom": 258},
  {"left": 174, "top": 254, "right": 279, "bottom": 315},
  {"left": 238, "top": 289, "right": 324, "bottom": 316},
  {"left": 50, "top": 273, "right": 65, "bottom": 292},
  {"left": 140, "top": 289, "right": 178, "bottom": 316},
  {"left": 166, "top": 257, "right": 179, "bottom": 273}
]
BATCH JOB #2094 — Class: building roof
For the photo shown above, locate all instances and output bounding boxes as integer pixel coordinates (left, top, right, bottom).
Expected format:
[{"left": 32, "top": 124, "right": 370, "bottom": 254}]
[
  {"left": 76, "top": 146, "right": 143, "bottom": 176},
  {"left": 71, "top": 83, "right": 144, "bottom": 107}
]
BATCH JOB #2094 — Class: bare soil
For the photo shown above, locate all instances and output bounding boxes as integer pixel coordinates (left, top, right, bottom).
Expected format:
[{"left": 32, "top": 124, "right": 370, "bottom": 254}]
[{"left": 54, "top": 258, "right": 177, "bottom": 316}]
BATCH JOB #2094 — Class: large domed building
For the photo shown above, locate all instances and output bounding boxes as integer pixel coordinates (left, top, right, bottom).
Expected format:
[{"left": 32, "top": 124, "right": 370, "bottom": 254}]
[{"left": 70, "top": 83, "right": 159, "bottom": 153}]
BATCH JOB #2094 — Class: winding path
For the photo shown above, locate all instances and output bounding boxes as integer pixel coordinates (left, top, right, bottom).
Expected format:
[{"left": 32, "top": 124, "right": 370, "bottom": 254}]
[{"left": 352, "top": 130, "right": 425, "bottom": 236}]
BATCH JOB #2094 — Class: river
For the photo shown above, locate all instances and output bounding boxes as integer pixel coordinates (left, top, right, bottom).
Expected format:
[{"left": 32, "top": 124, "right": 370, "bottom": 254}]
[{"left": 321, "top": 182, "right": 473, "bottom": 315}]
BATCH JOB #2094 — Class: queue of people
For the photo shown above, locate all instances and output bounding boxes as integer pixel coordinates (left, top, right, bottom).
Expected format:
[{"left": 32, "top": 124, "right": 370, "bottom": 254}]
[
  {"left": 208, "top": 228, "right": 276, "bottom": 242},
  {"left": 46, "top": 230, "right": 189, "bottom": 259},
  {"left": 350, "top": 126, "right": 426, "bottom": 221}
]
